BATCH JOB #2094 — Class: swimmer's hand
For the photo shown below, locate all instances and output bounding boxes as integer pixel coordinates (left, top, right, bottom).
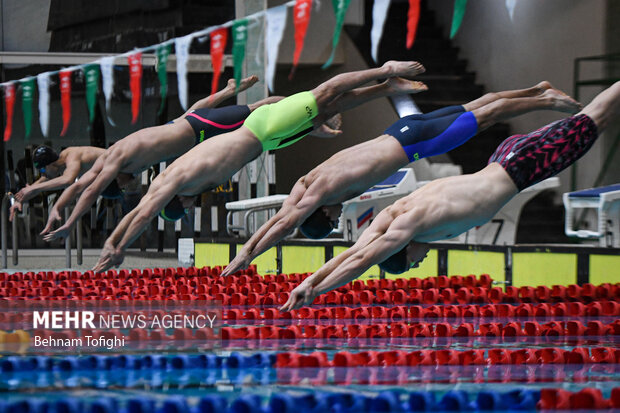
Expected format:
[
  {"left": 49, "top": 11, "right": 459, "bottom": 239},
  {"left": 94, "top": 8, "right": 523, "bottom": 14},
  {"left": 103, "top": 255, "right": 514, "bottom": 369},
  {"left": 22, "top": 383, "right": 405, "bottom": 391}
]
[
  {"left": 93, "top": 243, "right": 125, "bottom": 273},
  {"left": 280, "top": 282, "right": 317, "bottom": 312},
  {"left": 42, "top": 224, "right": 70, "bottom": 242},
  {"left": 221, "top": 252, "right": 251, "bottom": 277},
  {"left": 9, "top": 201, "right": 22, "bottom": 222},
  {"left": 41, "top": 208, "right": 62, "bottom": 236},
  {"left": 14, "top": 185, "right": 32, "bottom": 203}
]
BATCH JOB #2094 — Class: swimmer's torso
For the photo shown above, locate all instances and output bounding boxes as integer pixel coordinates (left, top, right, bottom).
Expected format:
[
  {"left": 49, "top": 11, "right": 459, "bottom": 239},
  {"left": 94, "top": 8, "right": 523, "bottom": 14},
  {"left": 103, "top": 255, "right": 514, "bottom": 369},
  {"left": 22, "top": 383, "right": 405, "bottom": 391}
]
[
  {"left": 114, "top": 121, "right": 196, "bottom": 174},
  {"left": 392, "top": 163, "right": 518, "bottom": 242},
  {"left": 171, "top": 126, "right": 263, "bottom": 196},
  {"left": 306, "top": 135, "right": 409, "bottom": 205}
]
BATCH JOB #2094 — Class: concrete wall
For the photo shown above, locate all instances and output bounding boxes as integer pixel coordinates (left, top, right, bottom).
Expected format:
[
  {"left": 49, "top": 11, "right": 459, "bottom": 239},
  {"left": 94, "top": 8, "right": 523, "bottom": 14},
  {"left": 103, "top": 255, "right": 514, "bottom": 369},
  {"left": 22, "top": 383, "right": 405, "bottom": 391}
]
[
  {"left": 0, "top": 0, "right": 52, "bottom": 52},
  {"left": 427, "top": 0, "right": 617, "bottom": 193}
]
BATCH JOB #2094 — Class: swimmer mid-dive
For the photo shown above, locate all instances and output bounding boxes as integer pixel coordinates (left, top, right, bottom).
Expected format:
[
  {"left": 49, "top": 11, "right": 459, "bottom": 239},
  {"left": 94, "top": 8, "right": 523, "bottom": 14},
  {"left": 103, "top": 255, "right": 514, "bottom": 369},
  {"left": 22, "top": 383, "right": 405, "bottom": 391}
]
[
  {"left": 10, "top": 145, "right": 132, "bottom": 221},
  {"left": 41, "top": 76, "right": 265, "bottom": 240},
  {"left": 280, "top": 81, "right": 620, "bottom": 311},
  {"left": 91, "top": 61, "right": 428, "bottom": 272},
  {"left": 222, "top": 81, "right": 581, "bottom": 276}
]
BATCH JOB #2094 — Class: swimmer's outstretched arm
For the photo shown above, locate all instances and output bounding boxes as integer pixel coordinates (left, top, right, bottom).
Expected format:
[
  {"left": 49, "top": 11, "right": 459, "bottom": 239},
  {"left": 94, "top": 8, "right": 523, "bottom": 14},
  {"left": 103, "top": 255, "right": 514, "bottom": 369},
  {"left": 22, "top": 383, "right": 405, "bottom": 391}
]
[
  {"left": 40, "top": 156, "right": 105, "bottom": 235},
  {"left": 281, "top": 209, "right": 417, "bottom": 311},
  {"left": 17, "top": 153, "right": 83, "bottom": 203},
  {"left": 92, "top": 207, "right": 141, "bottom": 272},
  {"left": 43, "top": 157, "right": 122, "bottom": 242},
  {"left": 94, "top": 174, "right": 182, "bottom": 272},
  {"left": 222, "top": 176, "right": 326, "bottom": 276}
]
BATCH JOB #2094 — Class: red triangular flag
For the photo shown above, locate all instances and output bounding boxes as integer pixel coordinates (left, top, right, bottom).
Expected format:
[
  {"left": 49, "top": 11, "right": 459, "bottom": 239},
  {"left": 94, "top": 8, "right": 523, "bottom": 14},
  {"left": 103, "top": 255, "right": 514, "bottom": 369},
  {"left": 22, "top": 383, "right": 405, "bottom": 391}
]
[
  {"left": 407, "top": 0, "right": 421, "bottom": 49},
  {"left": 59, "top": 70, "right": 72, "bottom": 136},
  {"left": 290, "top": 0, "right": 312, "bottom": 80},
  {"left": 128, "top": 52, "right": 143, "bottom": 125},
  {"left": 210, "top": 28, "right": 228, "bottom": 97},
  {"left": 3, "top": 83, "right": 15, "bottom": 142}
]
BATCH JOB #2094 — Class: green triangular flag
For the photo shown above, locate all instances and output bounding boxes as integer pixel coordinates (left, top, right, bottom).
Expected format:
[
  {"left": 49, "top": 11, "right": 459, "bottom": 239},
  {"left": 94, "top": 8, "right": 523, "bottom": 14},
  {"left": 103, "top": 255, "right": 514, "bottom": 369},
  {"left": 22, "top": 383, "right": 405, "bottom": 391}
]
[
  {"left": 156, "top": 43, "right": 172, "bottom": 115},
  {"left": 450, "top": 0, "right": 467, "bottom": 39},
  {"left": 21, "top": 77, "right": 35, "bottom": 140},
  {"left": 232, "top": 19, "right": 249, "bottom": 92},
  {"left": 84, "top": 64, "right": 100, "bottom": 123},
  {"left": 323, "top": 0, "right": 351, "bottom": 69}
]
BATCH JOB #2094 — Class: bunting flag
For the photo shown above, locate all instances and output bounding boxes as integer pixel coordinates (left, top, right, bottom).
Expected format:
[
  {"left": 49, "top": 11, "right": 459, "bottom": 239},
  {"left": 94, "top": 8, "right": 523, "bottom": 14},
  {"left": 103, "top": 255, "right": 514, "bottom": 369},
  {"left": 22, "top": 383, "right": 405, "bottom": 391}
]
[
  {"left": 265, "top": 5, "right": 288, "bottom": 92},
  {"left": 506, "top": 0, "right": 517, "bottom": 21},
  {"left": 289, "top": 0, "right": 312, "bottom": 79},
  {"left": 59, "top": 69, "right": 72, "bottom": 136},
  {"left": 450, "top": 0, "right": 467, "bottom": 39},
  {"left": 21, "top": 77, "right": 35, "bottom": 140},
  {"left": 175, "top": 34, "right": 193, "bottom": 110},
  {"left": 3, "top": 83, "right": 15, "bottom": 142},
  {"left": 84, "top": 64, "right": 100, "bottom": 124},
  {"left": 127, "top": 52, "right": 142, "bottom": 124},
  {"left": 36, "top": 73, "right": 51, "bottom": 138},
  {"left": 99, "top": 56, "right": 116, "bottom": 126},
  {"left": 232, "top": 19, "right": 249, "bottom": 92},
  {"left": 210, "top": 28, "right": 228, "bottom": 97},
  {"left": 406, "top": 0, "right": 421, "bottom": 49},
  {"left": 371, "top": 0, "right": 391, "bottom": 63},
  {"left": 156, "top": 43, "right": 172, "bottom": 115},
  {"left": 323, "top": 0, "right": 351, "bottom": 69}
]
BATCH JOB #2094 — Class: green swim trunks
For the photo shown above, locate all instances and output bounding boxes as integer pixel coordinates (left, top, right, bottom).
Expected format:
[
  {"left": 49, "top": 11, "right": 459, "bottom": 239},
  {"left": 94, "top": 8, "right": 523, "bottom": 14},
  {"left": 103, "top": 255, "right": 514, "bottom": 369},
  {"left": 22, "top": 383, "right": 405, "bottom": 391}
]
[{"left": 244, "top": 91, "right": 318, "bottom": 151}]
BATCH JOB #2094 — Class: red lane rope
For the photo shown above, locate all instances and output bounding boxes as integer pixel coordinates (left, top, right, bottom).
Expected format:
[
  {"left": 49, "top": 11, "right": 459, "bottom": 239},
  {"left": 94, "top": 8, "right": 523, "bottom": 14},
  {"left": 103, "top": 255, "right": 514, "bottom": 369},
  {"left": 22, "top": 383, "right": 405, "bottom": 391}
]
[{"left": 275, "top": 347, "right": 620, "bottom": 367}]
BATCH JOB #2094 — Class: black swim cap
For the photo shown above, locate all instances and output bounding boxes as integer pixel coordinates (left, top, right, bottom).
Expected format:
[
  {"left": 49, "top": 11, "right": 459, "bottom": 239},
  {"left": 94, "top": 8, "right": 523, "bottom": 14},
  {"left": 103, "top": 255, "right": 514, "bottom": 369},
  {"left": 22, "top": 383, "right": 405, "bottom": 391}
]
[
  {"left": 299, "top": 208, "right": 334, "bottom": 239},
  {"left": 159, "top": 196, "right": 188, "bottom": 221},
  {"left": 378, "top": 246, "right": 409, "bottom": 274},
  {"left": 33, "top": 146, "right": 59, "bottom": 170},
  {"left": 100, "top": 179, "right": 123, "bottom": 199}
]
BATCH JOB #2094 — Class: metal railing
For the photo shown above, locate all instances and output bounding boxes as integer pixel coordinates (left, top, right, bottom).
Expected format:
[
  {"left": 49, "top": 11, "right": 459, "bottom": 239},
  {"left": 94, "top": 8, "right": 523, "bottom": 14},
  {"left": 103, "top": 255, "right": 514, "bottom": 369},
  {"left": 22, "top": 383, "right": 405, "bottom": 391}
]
[{"left": 1, "top": 193, "right": 83, "bottom": 269}]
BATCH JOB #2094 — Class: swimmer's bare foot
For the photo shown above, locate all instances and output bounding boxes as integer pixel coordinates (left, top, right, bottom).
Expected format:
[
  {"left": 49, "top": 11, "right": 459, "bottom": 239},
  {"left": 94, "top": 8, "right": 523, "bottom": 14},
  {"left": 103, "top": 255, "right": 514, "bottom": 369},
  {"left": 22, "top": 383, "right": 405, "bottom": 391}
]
[
  {"left": 382, "top": 60, "right": 426, "bottom": 78},
  {"left": 534, "top": 81, "right": 553, "bottom": 93},
  {"left": 324, "top": 113, "right": 342, "bottom": 132},
  {"left": 386, "top": 77, "right": 428, "bottom": 95},
  {"left": 543, "top": 89, "right": 583, "bottom": 113},
  {"left": 227, "top": 75, "right": 259, "bottom": 92}
]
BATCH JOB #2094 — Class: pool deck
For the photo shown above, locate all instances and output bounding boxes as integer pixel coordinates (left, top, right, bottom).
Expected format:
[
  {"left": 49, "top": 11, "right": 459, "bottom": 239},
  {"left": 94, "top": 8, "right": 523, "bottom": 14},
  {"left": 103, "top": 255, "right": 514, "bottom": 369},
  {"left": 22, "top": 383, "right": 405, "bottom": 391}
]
[{"left": 0, "top": 249, "right": 178, "bottom": 272}]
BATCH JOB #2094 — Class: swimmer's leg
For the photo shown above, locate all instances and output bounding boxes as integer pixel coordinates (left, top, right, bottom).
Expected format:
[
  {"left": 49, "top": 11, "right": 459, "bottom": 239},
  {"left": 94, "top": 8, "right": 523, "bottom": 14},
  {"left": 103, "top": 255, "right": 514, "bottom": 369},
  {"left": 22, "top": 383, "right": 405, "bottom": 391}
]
[
  {"left": 318, "top": 77, "right": 427, "bottom": 121},
  {"left": 471, "top": 89, "right": 582, "bottom": 131},
  {"left": 463, "top": 81, "right": 554, "bottom": 111},
  {"left": 310, "top": 61, "right": 425, "bottom": 109},
  {"left": 576, "top": 81, "right": 620, "bottom": 133}
]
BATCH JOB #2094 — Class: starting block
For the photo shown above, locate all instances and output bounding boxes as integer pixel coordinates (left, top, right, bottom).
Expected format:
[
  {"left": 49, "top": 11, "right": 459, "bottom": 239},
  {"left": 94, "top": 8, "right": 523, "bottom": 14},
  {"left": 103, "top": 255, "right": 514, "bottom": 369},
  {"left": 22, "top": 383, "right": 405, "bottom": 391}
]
[
  {"left": 225, "top": 194, "right": 288, "bottom": 237},
  {"left": 341, "top": 168, "right": 417, "bottom": 241},
  {"left": 563, "top": 183, "right": 620, "bottom": 247}
]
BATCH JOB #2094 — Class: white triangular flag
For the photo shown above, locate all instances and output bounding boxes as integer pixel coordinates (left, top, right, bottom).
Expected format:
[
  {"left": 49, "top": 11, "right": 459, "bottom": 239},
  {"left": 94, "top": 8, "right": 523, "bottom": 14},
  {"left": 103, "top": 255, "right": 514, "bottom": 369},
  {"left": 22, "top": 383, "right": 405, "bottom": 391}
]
[
  {"left": 371, "top": 0, "right": 391, "bottom": 63},
  {"left": 175, "top": 34, "right": 194, "bottom": 110},
  {"left": 265, "top": 5, "right": 287, "bottom": 93},
  {"left": 506, "top": 0, "right": 517, "bottom": 21},
  {"left": 37, "top": 72, "right": 50, "bottom": 137},
  {"left": 99, "top": 56, "right": 116, "bottom": 126}
]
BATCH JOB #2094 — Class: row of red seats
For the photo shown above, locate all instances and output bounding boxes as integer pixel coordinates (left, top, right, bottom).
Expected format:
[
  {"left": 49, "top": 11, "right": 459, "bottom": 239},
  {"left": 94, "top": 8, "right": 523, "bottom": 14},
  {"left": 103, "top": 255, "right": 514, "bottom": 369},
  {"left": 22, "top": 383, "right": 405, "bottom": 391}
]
[
  {"left": 539, "top": 388, "right": 620, "bottom": 410},
  {"left": 225, "top": 301, "right": 620, "bottom": 321},
  {"left": 275, "top": 347, "right": 619, "bottom": 367},
  {"left": 221, "top": 320, "right": 620, "bottom": 339}
]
